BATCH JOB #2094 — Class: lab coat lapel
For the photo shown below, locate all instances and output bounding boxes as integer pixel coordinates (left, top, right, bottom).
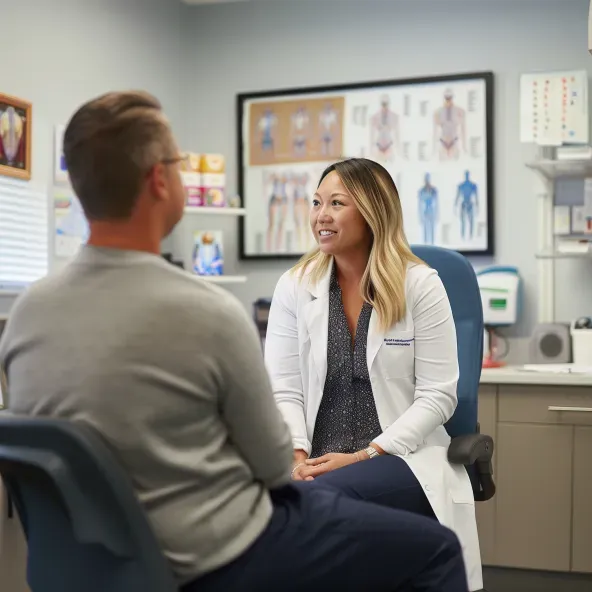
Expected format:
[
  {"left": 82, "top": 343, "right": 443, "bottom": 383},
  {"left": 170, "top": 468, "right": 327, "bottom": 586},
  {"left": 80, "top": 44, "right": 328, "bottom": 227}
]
[
  {"left": 367, "top": 309, "right": 385, "bottom": 375},
  {"left": 304, "top": 295, "right": 329, "bottom": 390},
  {"left": 303, "top": 261, "right": 332, "bottom": 391}
]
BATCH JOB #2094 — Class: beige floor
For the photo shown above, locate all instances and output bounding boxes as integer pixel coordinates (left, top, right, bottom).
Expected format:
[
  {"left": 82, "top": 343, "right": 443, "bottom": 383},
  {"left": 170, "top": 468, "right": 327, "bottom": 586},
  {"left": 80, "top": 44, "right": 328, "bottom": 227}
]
[{"left": 483, "top": 567, "right": 592, "bottom": 592}]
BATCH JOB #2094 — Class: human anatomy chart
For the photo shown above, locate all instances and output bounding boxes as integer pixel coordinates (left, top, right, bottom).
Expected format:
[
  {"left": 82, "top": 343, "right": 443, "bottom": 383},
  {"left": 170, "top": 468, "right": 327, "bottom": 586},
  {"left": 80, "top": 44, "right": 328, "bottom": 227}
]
[{"left": 239, "top": 73, "right": 493, "bottom": 258}]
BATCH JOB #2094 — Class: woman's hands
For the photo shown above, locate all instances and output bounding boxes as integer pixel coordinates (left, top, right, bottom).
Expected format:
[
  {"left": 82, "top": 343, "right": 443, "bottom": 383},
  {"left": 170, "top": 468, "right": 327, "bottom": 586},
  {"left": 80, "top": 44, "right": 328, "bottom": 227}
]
[
  {"left": 291, "top": 444, "right": 385, "bottom": 480},
  {"left": 304, "top": 453, "right": 360, "bottom": 478},
  {"left": 292, "top": 452, "right": 359, "bottom": 481},
  {"left": 291, "top": 444, "right": 384, "bottom": 480},
  {"left": 291, "top": 449, "right": 312, "bottom": 481}
]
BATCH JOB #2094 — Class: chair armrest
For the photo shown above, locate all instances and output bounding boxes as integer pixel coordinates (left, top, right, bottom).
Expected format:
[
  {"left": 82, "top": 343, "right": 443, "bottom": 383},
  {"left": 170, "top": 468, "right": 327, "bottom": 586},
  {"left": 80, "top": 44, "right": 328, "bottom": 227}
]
[
  {"left": 448, "top": 433, "right": 493, "bottom": 465},
  {"left": 448, "top": 434, "right": 496, "bottom": 502}
]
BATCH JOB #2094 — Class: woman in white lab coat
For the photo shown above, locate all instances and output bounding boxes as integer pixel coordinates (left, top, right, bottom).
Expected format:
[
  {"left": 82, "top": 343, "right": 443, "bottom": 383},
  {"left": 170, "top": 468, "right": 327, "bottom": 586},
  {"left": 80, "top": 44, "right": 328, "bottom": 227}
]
[{"left": 264, "top": 158, "right": 483, "bottom": 591}]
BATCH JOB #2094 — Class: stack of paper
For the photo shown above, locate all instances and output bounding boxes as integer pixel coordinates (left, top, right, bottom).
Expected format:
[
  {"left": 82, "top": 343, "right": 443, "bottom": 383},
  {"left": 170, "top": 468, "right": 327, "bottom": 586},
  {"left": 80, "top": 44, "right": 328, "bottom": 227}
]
[{"left": 521, "top": 364, "right": 592, "bottom": 375}]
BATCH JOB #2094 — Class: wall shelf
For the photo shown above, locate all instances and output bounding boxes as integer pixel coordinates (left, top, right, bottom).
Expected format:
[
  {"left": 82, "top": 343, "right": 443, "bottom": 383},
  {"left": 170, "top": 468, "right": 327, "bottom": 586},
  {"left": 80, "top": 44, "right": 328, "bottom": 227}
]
[
  {"left": 554, "top": 233, "right": 592, "bottom": 240},
  {"left": 184, "top": 206, "right": 245, "bottom": 216},
  {"left": 200, "top": 275, "right": 247, "bottom": 284},
  {"left": 527, "top": 154, "right": 592, "bottom": 323},
  {"left": 180, "top": 205, "right": 248, "bottom": 289},
  {"left": 526, "top": 159, "right": 592, "bottom": 179},
  {"left": 535, "top": 251, "right": 592, "bottom": 260}
]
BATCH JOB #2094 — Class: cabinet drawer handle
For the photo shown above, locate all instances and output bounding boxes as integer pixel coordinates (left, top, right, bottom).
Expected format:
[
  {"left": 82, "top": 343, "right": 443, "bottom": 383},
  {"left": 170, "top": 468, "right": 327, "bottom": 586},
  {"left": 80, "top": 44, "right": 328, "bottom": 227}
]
[{"left": 548, "top": 406, "right": 592, "bottom": 412}]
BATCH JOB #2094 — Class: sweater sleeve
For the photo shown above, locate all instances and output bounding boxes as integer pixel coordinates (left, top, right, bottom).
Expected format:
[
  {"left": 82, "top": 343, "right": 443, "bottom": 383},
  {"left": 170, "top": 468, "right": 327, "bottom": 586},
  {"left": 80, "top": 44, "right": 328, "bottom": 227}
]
[{"left": 216, "top": 296, "right": 294, "bottom": 488}]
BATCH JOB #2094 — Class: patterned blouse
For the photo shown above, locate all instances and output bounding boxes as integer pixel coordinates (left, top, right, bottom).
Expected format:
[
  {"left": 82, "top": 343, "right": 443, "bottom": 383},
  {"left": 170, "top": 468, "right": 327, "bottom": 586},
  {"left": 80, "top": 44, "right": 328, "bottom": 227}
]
[{"left": 310, "top": 267, "right": 382, "bottom": 458}]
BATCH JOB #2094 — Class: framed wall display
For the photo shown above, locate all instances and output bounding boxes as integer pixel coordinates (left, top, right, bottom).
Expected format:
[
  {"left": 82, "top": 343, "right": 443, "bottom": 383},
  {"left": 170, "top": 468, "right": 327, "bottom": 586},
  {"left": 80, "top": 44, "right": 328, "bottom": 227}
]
[
  {"left": 237, "top": 72, "right": 494, "bottom": 259},
  {"left": 0, "top": 93, "right": 32, "bottom": 181}
]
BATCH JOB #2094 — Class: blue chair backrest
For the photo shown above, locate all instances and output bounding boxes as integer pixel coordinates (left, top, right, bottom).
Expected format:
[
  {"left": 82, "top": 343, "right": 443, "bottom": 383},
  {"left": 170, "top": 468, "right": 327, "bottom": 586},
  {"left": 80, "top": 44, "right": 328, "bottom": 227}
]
[
  {"left": 0, "top": 416, "right": 178, "bottom": 592},
  {"left": 410, "top": 245, "right": 484, "bottom": 439}
]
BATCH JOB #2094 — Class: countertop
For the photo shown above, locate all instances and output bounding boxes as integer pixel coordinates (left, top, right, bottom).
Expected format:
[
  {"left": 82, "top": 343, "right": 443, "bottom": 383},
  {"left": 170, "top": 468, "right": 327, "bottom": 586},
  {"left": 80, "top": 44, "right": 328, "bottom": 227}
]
[{"left": 480, "top": 365, "right": 592, "bottom": 386}]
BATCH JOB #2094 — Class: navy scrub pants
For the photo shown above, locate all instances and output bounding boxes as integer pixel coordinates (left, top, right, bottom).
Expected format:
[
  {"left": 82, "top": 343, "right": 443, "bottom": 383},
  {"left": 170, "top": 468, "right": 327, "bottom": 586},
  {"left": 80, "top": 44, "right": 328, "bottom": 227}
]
[{"left": 182, "top": 456, "right": 468, "bottom": 592}]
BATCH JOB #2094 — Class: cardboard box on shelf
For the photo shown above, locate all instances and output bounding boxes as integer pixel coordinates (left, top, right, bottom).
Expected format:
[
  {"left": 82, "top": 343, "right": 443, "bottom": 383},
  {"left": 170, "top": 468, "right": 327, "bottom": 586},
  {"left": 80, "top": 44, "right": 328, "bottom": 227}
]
[
  {"left": 200, "top": 154, "right": 226, "bottom": 207},
  {"left": 180, "top": 152, "right": 203, "bottom": 207}
]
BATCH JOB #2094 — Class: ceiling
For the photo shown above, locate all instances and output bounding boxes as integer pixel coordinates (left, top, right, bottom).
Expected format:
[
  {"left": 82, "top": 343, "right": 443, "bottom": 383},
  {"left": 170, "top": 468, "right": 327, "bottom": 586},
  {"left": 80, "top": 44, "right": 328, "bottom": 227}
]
[{"left": 181, "top": 0, "right": 250, "bottom": 5}]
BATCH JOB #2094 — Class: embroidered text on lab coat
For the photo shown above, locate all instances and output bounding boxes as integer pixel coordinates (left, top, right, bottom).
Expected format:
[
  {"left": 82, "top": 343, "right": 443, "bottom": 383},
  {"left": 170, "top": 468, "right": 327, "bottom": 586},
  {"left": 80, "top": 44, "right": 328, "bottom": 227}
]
[{"left": 384, "top": 337, "right": 414, "bottom": 346}]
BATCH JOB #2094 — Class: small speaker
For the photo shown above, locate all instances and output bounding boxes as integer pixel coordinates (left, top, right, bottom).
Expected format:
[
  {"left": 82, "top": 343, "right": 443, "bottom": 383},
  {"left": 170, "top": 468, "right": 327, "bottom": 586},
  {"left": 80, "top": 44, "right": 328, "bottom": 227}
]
[{"left": 530, "top": 323, "right": 572, "bottom": 364}]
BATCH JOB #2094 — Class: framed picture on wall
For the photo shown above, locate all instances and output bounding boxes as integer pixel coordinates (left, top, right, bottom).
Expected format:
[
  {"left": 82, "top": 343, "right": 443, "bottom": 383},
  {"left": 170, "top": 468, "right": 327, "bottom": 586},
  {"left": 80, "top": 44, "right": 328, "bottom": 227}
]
[
  {"left": 0, "top": 93, "right": 32, "bottom": 181},
  {"left": 237, "top": 71, "right": 494, "bottom": 259}
]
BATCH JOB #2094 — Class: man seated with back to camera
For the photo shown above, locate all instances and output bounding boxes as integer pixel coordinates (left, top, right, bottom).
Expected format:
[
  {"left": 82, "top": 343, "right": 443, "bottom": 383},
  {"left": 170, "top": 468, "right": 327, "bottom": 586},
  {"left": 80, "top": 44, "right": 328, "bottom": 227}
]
[{"left": 0, "top": 91, "right": 468, "bottom": 592}]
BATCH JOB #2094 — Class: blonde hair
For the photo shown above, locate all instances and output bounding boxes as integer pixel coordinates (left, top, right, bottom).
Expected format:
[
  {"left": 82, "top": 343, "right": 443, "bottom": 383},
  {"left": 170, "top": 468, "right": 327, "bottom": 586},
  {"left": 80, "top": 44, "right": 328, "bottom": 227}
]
[
  {"left": 292, "top": 158, "right": 423, "bottom": 331},
  {"left": 63, "top": 90, "right": 177, "bottom": 220}
]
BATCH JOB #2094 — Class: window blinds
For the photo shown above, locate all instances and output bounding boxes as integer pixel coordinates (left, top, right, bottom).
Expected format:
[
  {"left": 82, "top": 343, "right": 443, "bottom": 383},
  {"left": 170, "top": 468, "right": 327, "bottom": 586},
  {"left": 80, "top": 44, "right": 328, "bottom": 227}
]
[{"left": 0, "top": 177, "right": 48, "bottom": 293}]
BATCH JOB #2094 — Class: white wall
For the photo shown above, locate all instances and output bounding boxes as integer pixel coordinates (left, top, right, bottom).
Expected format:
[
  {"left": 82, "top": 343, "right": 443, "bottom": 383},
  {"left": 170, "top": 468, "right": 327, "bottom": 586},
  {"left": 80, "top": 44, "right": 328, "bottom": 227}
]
[
  {"left": 178, "top": 0, "right": 592, "bottom": 341},
  {"left": 0, "top": 0, "right": 183, "bottom": 315},
  {"left": 2, "top": 0, "right": 592, "bottom": 343}
]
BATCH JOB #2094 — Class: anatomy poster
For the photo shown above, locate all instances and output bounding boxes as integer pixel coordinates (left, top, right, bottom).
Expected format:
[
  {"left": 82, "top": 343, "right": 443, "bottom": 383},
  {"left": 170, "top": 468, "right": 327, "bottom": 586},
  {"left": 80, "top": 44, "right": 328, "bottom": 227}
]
[{"left": 239, "top": 73, "right": 493, "bottom": 258}]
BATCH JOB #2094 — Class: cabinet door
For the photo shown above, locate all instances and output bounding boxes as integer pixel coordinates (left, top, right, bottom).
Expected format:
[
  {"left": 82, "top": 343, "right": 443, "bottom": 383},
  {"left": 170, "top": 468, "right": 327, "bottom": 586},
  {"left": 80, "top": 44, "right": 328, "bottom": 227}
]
[
  {"left": 495, "top": 423, "right": 573, "bottom": 571},
  {"left": 572, "top": 426, "right": 592, "bottom": 573},
  {"left": 475, "top": 385, "right": 497, "bottom": 566},
  {"left": 0, "top": 481, "right": 30, "bottom": 592}
]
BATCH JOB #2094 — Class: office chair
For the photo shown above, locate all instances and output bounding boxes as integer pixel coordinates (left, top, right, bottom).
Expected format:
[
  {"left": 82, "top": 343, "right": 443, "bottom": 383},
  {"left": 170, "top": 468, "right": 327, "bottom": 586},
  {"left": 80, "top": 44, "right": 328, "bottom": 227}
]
[
  {"left": 253, "top": 297, "right": 272, "bottom": 349},
  {"left": 0, "top": 416, "right": 178, "bottom": 592},
  {"left": 411, "top": 245, "right": 495, "bottom": 502}
]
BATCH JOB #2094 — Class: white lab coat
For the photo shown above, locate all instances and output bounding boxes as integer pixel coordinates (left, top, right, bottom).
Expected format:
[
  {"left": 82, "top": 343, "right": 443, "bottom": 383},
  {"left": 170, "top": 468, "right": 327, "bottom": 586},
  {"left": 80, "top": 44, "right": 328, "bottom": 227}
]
[{"left": 264, "top": 259, "right": 483, "bottom": 591}]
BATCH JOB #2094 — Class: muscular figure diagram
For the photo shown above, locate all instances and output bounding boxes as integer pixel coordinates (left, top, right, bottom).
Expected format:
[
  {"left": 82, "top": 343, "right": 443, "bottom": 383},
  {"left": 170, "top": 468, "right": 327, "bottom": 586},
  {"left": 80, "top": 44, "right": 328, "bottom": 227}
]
[
  {"left": 258, "top": 109, "right": 278, "bottom": 153},
  {"left": 417, "top": 173, "right": 438, "bottom": 245},
  {"left": 318, "top": 103, "right": 339, "bottom": 157},
  {"left": 292, "top": 172, "right": 310, "bottom": 251},
  {"left": 266, "top": 172, "right": 289, "bottom": 253},
  {"left": 455, "top": 171, "right": 478, "bottom": 241},
  {"left": 290, "top": 107, "right": 311, "bottom": 157},
  {"left": 370, "top": 95, "right": 399, "bottom": 163},
  {"left": 433, "top": 89, "right": 466, "bottom": 161}
]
